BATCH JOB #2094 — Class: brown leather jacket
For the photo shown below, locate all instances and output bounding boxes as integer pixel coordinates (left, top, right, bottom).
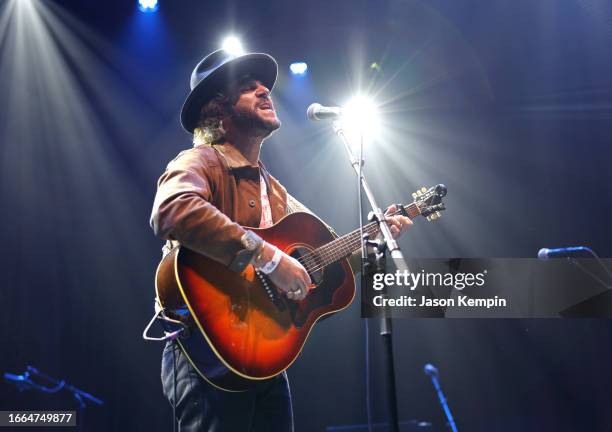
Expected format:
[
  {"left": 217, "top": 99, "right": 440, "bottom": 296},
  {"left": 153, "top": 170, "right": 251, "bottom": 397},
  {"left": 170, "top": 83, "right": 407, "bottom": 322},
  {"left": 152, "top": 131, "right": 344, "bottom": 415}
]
[{"left": 150, "top": 143, "right": 309, "bottom": 268}]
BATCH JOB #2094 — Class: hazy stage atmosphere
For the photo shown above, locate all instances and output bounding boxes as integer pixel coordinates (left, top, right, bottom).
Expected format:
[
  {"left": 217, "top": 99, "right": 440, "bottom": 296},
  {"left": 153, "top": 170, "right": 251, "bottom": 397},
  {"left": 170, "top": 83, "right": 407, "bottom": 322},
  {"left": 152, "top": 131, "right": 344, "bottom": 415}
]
[{"left": 1, "top": 0, "right": 612, "bottom": 430}]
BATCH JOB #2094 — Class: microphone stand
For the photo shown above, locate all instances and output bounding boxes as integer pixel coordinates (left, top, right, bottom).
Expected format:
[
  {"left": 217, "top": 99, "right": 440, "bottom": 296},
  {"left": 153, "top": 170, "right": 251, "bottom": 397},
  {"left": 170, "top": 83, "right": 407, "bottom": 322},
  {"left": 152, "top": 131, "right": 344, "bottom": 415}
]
[
  {"left": 332, "top": 121, "right": 410, "bottom": 432},
  {"left": 424, "top": 364, "right": 458, "bottom": 432},
  {"left": 4, "top": 365, "right": 103, "bottom": 432}
]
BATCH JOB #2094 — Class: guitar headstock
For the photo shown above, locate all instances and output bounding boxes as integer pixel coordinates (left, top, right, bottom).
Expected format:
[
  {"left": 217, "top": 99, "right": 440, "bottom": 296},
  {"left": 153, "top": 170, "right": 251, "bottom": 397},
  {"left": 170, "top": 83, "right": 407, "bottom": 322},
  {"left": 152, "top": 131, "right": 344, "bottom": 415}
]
[{"left": 411, "top": 184, "right": 447, "bottom": 221}]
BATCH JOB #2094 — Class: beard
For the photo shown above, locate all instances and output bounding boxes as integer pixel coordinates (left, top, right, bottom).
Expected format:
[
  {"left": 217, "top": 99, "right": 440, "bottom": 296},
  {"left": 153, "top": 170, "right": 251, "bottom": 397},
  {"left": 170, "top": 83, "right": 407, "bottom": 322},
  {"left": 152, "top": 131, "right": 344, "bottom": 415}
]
[{"left": 231, "top": 104, "right": 281, "bottom": 138}]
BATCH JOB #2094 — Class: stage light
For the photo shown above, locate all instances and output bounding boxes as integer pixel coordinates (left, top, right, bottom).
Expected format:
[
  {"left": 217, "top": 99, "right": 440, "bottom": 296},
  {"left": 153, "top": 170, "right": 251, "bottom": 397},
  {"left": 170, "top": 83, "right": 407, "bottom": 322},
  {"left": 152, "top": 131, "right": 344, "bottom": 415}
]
[
  {"left": 341, "top": 95, "right": 381, "bottom": 141},
  {"left": 138, "top": 0, "right": 158, "bottom": 13},
  {"left": 289, "top": 62, "right": 308, "bottom": 76},
  {"left": 222, "top": 36, "right": 244, "bottom": 56}
]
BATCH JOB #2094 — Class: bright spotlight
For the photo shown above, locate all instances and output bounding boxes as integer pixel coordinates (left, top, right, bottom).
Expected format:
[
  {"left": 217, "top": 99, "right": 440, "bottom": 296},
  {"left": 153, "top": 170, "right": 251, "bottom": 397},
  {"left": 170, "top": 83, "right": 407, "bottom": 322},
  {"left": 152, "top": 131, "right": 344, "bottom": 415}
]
[
  {"left": 289, "top": 62, "right": 308, "bottom": 75},
  {"left": 138, "top": 0, "right": 158, "bottom": 12},
  {"left": 341, "top": 95, "right": 381, "bottom": 141},
  {"left": 222, "top": 36, "right": 244, "bottom": 56}
]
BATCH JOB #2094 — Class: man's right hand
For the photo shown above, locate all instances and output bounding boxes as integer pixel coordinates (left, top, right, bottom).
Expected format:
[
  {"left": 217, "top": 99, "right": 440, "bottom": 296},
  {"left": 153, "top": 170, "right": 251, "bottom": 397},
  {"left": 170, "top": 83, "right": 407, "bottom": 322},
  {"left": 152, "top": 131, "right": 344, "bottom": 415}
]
[{"left": 253, "top": 243, "right": 312, "bottom": 301}]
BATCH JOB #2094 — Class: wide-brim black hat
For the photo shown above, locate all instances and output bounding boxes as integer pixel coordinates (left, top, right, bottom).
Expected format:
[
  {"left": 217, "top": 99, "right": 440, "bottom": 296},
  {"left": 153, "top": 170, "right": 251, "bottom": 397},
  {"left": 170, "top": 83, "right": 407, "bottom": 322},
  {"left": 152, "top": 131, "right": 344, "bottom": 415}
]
[{"left": 180, "top": 49, "right": 278, "bottom": 133}]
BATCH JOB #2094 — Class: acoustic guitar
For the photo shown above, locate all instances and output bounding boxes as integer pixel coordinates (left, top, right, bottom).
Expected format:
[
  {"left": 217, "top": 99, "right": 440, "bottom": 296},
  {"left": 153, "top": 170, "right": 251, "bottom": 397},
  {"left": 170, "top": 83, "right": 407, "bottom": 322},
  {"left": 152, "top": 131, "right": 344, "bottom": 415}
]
[{"left": 155, "top": 184, "right": 447, "bottom": 391}]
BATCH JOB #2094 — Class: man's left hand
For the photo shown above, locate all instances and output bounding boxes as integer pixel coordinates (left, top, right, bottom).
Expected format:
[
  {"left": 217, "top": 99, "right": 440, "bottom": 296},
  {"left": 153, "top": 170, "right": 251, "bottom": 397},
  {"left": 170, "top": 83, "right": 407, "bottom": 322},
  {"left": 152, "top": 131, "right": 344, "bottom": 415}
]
[{"left": 384, "top": 204, "right": 413, "bottom": 239}]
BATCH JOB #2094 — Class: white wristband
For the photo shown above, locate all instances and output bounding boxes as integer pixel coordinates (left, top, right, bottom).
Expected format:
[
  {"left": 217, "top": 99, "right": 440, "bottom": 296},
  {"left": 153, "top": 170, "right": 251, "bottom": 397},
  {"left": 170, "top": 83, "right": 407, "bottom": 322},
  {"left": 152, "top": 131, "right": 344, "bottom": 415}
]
[{"left": 258, "top": 246, "right": 282, "bottom": 275}]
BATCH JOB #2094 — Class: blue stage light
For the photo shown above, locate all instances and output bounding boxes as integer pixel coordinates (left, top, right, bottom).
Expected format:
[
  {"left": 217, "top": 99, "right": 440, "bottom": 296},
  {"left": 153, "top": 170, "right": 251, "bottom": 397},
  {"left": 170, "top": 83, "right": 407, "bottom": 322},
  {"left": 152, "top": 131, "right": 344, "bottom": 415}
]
[
  {"left": 138, "top": 0, "right": 158, "bottom": 13},
  {"left": 289, "top": 62, "right": 308, "bottom": 76}
]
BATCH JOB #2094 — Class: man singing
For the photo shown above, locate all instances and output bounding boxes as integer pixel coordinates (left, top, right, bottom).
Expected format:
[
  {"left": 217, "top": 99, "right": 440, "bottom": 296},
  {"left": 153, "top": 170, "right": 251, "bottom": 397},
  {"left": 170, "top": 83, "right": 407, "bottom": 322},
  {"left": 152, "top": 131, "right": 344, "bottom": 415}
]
[{"left": 150, "top": 49, "right": 411, "bottom": 431}]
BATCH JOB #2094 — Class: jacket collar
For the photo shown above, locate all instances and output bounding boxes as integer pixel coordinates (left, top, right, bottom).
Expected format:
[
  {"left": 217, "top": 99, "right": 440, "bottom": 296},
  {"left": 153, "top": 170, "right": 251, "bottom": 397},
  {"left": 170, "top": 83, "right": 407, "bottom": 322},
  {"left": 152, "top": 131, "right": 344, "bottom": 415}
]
[{"left": 214, "top": 143, "right": 260, "bottom": 169}]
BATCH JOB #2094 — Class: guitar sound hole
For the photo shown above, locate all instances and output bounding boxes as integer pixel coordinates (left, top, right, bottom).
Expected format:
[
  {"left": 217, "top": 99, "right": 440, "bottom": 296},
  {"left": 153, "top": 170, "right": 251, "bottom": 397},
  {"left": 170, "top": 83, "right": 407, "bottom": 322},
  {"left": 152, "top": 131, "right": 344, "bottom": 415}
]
[{"left": 290, "top": 246, "right": 324, "bottom": 286}]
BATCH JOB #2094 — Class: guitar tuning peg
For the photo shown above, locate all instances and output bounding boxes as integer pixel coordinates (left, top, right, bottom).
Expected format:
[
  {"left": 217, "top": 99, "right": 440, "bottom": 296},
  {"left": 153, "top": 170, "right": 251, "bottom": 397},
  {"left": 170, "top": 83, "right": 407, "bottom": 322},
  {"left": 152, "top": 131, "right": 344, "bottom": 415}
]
[
  {"left": 426, "top": 215, "right": 432, "bottom": 221},
  {"left": 436, "top": 211, "right": 441, "bottom": 218},
  {"left": 412, "top": 192, "right": 418, "bottom": 199},
  {"left": 421, "top": 187, "right": 427, "bottom": 193},
  {"left": 417, "top": 190, "right": 422, "bottom": 196}
]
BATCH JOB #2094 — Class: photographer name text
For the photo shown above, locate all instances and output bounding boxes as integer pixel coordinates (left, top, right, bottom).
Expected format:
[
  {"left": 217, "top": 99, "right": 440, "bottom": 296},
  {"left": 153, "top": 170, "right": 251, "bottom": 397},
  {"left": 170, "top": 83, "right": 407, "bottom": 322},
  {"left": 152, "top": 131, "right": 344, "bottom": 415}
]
[{"left": 373, "top": 295, "right": 507, "bottom": 309}]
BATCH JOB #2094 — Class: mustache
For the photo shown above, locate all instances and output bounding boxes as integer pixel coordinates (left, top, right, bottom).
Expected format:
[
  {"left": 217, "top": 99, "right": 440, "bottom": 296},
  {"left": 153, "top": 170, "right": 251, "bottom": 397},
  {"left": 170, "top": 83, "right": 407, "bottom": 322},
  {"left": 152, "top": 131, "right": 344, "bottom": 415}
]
[{"left": 231, "top": 104, "right": 280, "bottom": 127}]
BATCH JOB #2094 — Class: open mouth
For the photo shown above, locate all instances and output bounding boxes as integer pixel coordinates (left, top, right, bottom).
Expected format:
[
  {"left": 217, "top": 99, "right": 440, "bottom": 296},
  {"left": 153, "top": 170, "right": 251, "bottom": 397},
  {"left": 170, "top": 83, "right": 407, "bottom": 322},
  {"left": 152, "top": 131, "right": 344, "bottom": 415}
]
[{"left": 258, "top": 103, "right": 274, "bottom": 111}]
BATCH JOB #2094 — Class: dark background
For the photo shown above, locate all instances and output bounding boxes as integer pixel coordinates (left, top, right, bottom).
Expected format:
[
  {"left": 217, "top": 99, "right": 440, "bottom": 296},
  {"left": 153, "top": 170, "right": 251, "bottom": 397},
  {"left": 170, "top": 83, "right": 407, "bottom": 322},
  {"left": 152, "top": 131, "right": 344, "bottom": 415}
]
[{"left": 1, "top": 0, "right": 611, "bottom": 430}]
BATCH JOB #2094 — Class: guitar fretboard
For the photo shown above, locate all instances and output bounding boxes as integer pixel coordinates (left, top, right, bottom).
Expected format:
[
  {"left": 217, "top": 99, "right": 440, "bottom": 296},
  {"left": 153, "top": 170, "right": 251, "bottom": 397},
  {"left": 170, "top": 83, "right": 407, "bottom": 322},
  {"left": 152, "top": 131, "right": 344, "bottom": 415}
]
[{"left": 298, "top": 202, "right": 421, "bottom": 273}]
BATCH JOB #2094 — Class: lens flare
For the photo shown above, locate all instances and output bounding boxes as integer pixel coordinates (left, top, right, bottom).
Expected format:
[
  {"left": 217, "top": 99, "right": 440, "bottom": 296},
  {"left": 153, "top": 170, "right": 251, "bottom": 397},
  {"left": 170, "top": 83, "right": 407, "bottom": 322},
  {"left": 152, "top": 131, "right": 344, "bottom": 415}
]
[
  {"left": 221, "top": 36, "right": 244, "bottom": 56},
  {"left": 340, "top": 95, "right": 381, "bottom": 145}
]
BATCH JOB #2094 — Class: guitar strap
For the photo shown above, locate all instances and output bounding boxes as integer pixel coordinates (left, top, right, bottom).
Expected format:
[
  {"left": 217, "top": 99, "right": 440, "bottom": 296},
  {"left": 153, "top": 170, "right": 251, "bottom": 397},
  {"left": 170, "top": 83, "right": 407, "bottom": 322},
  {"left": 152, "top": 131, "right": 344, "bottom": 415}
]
[{"left": 259, "top": 174, "right": 274, "bottom": 228}]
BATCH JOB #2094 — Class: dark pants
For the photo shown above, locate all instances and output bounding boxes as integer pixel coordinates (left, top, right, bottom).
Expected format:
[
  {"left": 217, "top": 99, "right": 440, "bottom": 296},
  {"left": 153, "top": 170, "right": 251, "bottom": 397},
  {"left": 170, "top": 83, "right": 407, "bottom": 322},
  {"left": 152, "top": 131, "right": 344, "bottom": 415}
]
[{"left": 161, "top": 341, "right": 294, "bottom": 432}]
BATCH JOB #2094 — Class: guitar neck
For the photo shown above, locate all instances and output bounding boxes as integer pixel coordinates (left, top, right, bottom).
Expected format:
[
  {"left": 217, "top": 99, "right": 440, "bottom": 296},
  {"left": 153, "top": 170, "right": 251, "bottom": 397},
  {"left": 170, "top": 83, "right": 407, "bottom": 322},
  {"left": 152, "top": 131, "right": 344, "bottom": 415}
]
[{"left": 303, "top": 202, "right": 421, "bottom": 272}]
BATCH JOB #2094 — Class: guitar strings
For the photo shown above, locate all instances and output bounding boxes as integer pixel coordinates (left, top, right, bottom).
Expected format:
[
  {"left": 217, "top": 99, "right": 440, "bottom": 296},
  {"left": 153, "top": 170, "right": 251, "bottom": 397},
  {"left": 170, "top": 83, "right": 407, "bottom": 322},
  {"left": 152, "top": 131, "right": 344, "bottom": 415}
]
[
  {"left": 295, "top": 226, "right": 375, "bottom": 272},
  {"left": 295, "top": 205, "right": 416, "bottom": 271},
  {"left": 295, "top": 218, "right": 380, "bottom": 267},
  {"left": 306, "top": 202, "right": 423, "bottom": 273},
  {"left": 298, "top": 225, "right": 377, "bottom": 272},
  {"left": 296, "top": 205, "right": 420, "bottom": 274},
  {"left": 305, "top": 203, "right": 419, "bottom": 266}
]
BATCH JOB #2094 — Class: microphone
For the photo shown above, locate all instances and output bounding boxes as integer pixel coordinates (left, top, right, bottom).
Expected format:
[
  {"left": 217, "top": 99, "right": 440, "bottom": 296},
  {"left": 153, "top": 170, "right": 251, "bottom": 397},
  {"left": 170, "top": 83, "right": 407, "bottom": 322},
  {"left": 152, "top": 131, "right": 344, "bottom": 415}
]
[
  {"left": 538, "top": 246, "right": 590, "bottom": 260},
  {"left": 4, "top": 372, "right": 27, "bottom": 382},
  {"left": 423, "top": 363, "right": 439, "bottom": 377},
  {"left": 3, "top": 372, "right": 32, "bottom": 392},
  {"left": 307, "top": 103, "right": 342, "bottom": 121}
]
